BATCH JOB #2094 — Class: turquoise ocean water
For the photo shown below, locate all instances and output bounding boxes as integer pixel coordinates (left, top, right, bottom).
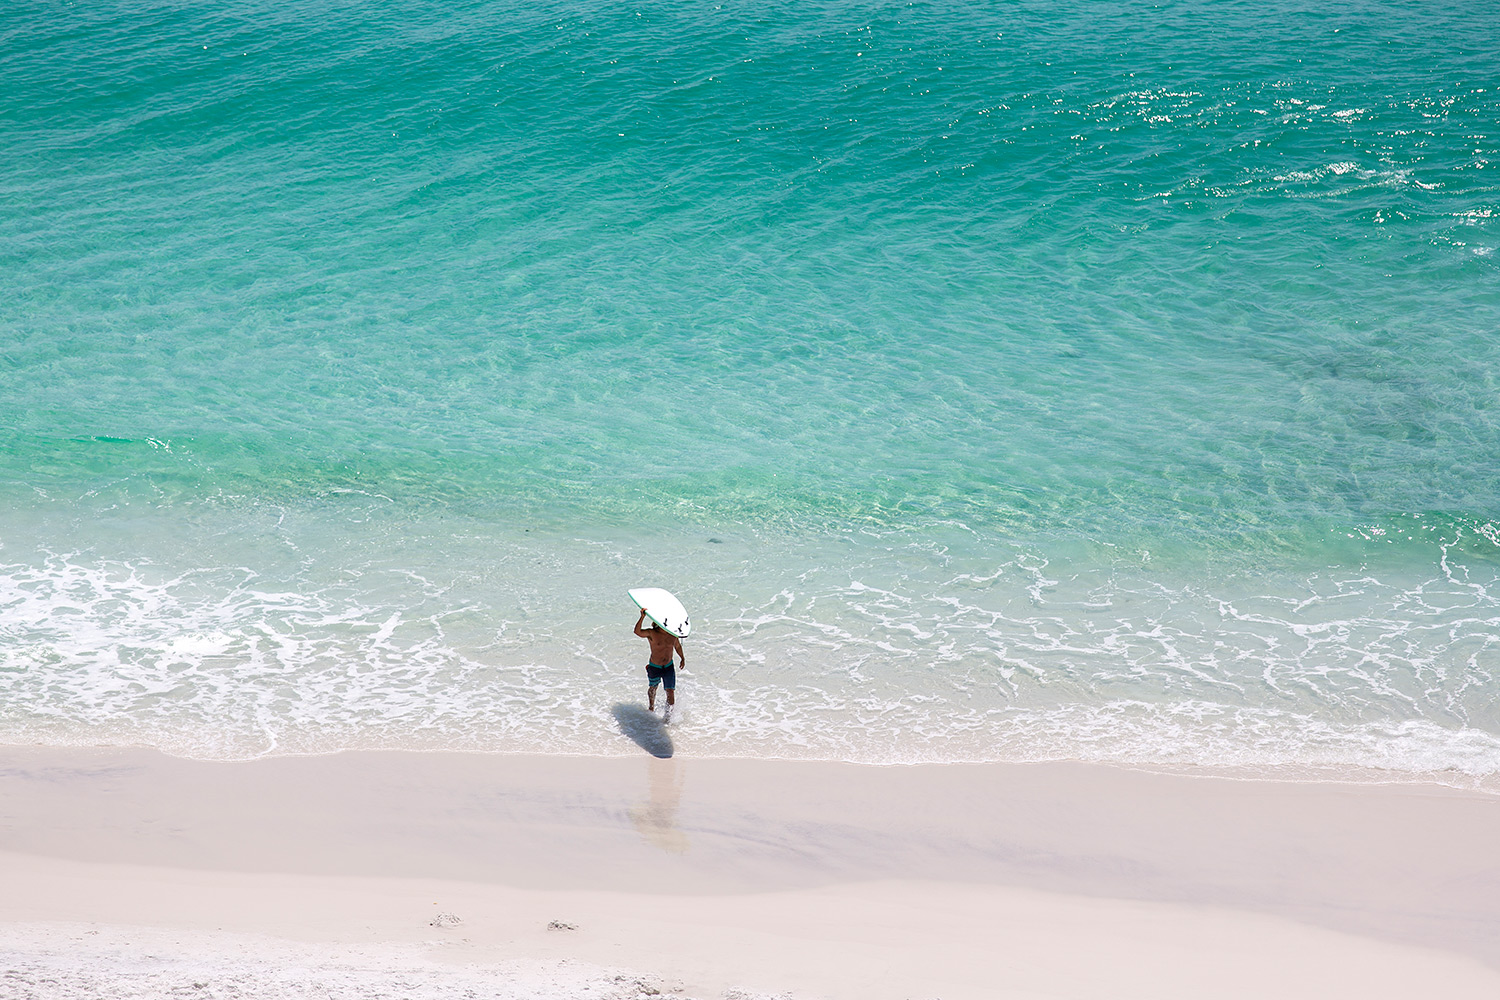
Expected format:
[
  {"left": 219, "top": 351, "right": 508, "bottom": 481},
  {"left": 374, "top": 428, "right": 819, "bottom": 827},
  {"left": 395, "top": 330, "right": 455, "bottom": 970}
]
[{"left": 3, "top": 0, "right": 1498, "bottom": 778}]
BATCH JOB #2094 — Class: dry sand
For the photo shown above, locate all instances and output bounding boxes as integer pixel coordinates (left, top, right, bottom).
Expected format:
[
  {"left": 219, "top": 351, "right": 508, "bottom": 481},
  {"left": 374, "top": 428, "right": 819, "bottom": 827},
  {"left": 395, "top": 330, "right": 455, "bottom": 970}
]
[{"left": 2, "top": 746, "right": 1498, "bottom": 998}]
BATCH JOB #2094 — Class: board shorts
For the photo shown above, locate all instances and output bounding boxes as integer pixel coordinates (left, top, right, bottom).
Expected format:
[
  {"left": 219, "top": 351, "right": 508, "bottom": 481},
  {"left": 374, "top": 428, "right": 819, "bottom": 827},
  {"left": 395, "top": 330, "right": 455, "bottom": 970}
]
[{"left": 645, "top": 662, "right": 676, "bottom": 691}]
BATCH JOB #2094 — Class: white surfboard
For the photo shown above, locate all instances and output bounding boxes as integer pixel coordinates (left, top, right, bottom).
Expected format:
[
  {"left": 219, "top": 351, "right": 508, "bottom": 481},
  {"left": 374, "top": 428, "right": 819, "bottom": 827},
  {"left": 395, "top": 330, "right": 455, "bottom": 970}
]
[{"left": 629, "top": 587, "right": 691, "bottom": 638}]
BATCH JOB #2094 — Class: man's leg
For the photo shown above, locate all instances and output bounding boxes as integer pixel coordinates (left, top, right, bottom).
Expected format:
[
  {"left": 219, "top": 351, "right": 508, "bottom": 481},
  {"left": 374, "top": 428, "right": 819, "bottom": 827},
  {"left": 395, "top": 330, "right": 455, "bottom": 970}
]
[{"left": 648, "top": 680, "right": 657, "bottom": 711}]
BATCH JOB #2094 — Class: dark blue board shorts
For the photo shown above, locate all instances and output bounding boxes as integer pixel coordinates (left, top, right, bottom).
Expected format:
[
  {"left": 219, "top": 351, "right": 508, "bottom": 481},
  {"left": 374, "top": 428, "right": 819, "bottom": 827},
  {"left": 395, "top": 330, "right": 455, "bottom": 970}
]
[{"left": 645, "top": 661, "right": 676, "bottom": 691}]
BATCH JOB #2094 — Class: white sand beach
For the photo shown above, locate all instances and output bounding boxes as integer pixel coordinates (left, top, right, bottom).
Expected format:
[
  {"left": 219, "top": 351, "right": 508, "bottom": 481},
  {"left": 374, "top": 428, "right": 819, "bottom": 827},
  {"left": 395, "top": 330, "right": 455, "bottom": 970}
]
[{"left": 2, "top": 747, "right": 1498, "bottom": 999}]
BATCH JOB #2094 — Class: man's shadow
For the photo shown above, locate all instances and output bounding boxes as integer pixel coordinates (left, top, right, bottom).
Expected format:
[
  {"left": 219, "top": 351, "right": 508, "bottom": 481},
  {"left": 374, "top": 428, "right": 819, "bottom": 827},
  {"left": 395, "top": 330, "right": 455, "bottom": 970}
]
[{"left": 611, "top": 703, "right": 673, "bottom": 759}]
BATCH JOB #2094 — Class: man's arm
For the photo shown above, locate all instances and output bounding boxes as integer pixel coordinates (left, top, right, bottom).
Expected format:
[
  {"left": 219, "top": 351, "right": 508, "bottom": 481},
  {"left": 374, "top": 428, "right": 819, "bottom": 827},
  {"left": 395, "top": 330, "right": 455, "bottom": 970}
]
[
  {"left": 633, "top": 608, "right": 649, "bottom": 637},
  {"left": 673, "top": 634, "right": 685, "bottom": 666}
]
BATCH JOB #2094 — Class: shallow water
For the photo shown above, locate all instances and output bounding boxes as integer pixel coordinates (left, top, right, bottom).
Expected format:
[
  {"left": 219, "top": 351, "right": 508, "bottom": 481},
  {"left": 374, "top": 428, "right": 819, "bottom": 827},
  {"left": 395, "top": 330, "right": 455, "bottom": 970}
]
[{"left": 3, "top": 0, "right": 1498, "bottom": 778}]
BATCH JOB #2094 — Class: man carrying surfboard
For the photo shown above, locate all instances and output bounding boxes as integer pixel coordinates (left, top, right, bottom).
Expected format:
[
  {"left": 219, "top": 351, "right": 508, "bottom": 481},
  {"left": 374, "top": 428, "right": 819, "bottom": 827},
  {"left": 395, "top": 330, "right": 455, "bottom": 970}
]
[{"left": 634, "top": 606, "right": 685, "bottom": 717}]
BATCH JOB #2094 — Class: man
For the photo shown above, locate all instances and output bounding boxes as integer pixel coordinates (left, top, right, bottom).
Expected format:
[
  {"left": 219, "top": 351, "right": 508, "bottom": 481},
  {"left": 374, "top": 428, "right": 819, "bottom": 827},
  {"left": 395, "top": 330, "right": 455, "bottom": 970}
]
[{"left": 634, "top": 606, "right": 685, "bottom": 717}]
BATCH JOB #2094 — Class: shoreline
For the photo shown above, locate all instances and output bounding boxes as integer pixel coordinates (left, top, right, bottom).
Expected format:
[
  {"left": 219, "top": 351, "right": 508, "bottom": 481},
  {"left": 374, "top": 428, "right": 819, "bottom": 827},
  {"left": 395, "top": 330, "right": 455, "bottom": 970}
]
[
  {"left": 10, "top": 738, "right": 1499, "bottom": 794},
  {"left": 3, "top": 746, "right": 1499, "bottom": 997}
]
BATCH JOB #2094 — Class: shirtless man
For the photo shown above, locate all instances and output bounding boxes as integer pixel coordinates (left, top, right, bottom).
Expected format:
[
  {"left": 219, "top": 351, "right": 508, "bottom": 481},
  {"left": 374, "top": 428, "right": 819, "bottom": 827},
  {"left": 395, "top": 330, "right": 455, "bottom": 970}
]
[{"left": 634, "top": 607, "right": 685, "bottom": 716}]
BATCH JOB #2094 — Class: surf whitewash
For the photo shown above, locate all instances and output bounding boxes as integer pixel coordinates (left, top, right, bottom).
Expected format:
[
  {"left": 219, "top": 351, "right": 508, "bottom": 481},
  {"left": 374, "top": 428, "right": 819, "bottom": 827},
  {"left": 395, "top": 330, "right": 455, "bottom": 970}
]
[{"left": 2, "top": 0, "right": 1498, "bottom": 780}]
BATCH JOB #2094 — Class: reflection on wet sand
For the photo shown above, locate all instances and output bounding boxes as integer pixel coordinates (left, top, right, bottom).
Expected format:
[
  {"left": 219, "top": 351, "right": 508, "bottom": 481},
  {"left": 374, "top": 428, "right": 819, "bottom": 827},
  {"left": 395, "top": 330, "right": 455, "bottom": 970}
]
[{"left": 629, "top": 756, "right": 688, "bottom": 854}]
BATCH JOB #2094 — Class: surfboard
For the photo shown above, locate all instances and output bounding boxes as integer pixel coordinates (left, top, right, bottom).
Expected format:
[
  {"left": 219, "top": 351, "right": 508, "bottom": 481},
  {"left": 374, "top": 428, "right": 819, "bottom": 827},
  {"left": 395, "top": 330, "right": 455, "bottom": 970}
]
[{"left": 628, "top": 587, "right": 691, "bottom": 638}]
